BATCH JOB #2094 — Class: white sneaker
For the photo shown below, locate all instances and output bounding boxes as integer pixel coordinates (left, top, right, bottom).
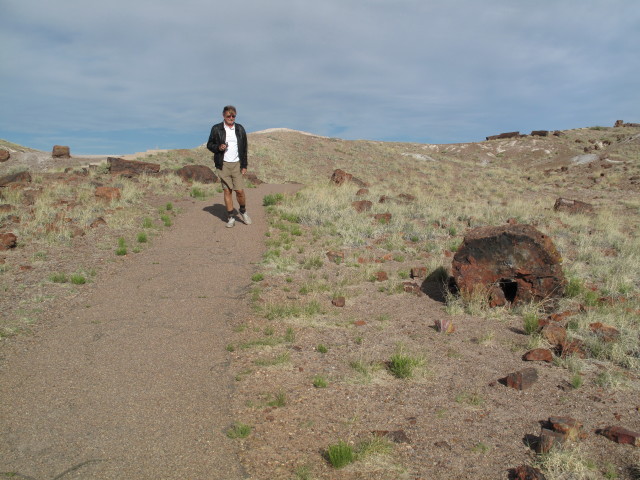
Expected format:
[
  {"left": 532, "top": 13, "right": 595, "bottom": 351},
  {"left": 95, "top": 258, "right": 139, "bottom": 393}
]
[
  {"left": 241, "top": 212, "right": 252, "bottom": 225},
  {"left": 226, "top": 217, "right": 236, "bottom": 228}
]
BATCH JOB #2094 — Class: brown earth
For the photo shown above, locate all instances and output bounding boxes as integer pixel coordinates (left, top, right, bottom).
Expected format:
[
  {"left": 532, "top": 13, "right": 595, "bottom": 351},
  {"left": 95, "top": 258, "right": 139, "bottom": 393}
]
[
  {"left": 0, "top": 184, "right": 299, "bottom": 478},
  {"left": 1, "top": 126, "right": 639, "bottom": 479}
]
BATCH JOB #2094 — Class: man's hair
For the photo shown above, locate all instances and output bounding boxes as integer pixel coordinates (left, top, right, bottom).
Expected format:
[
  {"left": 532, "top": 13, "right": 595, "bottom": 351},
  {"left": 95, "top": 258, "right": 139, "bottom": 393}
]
[{"left": 223, "top": 105, "right": 237, "bottom": 115}]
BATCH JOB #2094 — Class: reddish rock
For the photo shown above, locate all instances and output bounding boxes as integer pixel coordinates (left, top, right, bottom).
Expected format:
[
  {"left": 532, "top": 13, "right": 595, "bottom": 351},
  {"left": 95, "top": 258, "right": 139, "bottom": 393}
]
[
  {"left": 175, "top": 165, "right": 218, "bottom": 184},
  {"left": 506, "top": 367, "right": 538, "bottom": 391},
  {"left": 588, "top": 322, "right": 620, "bottom": 342},
  {"left": 598, "top": 426, "right": 640, "bottom": 446},
  {"left": 244, "top": 172, "right": 264, "bottom": 185},
  {"left": 0, "top": 171, "right": 32, "bottom": 187},
  {"left": 0, "top": 204, "right": 13, "bottom": 213},
  {"left": 52, "top": 145, "right": 70, "bottom": 158},
  {"left": 330, "top": 169, "right": 368, "bottom": 187},
  {"left": 0, "top": 150, "right": 10, "bottom": 162},
  {"left": 531, "top": 130, "right": 550, "bottom": 137},
  {"left": 352, "top": 200, "right": 372, "bottom": 213},
  {"left": 402, "top": 282, "right": 422, "bottom": 295},
  {"left": 95, "top": 186, "right": 121, "bottom": 202},
  {"left": 326, "top": 250, "right": 344, "bottom": 263},
  {"left": 434, "top": 317, "right": 455, "bottom": 334},
  {"left": 549, "top": 416, "right": 584, "bottom": 441},
  {"left": 553, "top": 198, "right": 594, "bottom": 215},
  {"left": 398, "top": 193, "right": 416, "bottom": 202},
  {"left": 451, "top": 224, "right": 566, "bottom": 305},
  {"left": 378, "top": 195, "right": 390, "bottom": 203},
  {"left": 107, "top": 157, "right": 160, "bottom": 176},
  {"left": 374, "top": 213, "right": 392, "bottom": 223},
  {"left": 353, "top": 320, "right": 366, "bottom": 326},
  {"left": 513, "top": 465, "right": 547, "bottom": 480},
  {"left": 372, "top": 430, "right": 410, "bottom": 443},
  {"left": 355, "top": 188, "right": 369, "bottom": 196},
  {"left": 374, "top": 271, "right": 388, "bottom": 281},
  {"left": 488, "top": 284, "right": 507, "bottom": 307},
  {"left": 541, "top": 324, "right": 567, "bottom": 346},
  {"left": 538, "top": 428, "right": 566, "bottom": 453},
  {"left": 331, "top": 296, "right": 345, "bottom": 307},
  {"left": 90, "top": 217, "right": 107, "bottom": 228},
  {"left": 0, "top": 233, "right": 17, "bottom": 250},
  {"left": 522, "top": 349, "right": 553, "bottom": 363},
  {"left": 410, "top": 267, "right": 427, "bottom": 278},
  {"left": 560, "top": 339, "right": 586, "bottom": 358}
]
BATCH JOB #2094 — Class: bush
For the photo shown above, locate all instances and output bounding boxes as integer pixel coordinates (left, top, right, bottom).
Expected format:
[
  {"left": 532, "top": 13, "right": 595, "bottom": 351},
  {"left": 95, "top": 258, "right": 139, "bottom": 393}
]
[{"left": 326, "top": 441, "right": 354, "bottom": 469}]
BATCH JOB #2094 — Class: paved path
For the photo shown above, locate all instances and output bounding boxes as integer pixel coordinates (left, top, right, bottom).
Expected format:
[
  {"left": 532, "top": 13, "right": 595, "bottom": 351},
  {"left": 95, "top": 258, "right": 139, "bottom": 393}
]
[{"left": 0, "top": 184, "right": 300, "bottom": 479}]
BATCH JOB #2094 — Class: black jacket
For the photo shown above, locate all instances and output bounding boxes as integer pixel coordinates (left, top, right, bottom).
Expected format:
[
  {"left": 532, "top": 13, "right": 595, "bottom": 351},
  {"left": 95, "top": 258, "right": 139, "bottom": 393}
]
[{"left": 206, "top": 122, "right": 248, "bottom": 170}]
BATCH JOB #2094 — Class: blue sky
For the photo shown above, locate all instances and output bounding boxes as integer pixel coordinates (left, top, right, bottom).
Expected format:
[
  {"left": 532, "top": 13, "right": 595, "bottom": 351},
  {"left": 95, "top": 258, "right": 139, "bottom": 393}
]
[{"left": 1, "top": 0, "right": 639, "bottom": 154}]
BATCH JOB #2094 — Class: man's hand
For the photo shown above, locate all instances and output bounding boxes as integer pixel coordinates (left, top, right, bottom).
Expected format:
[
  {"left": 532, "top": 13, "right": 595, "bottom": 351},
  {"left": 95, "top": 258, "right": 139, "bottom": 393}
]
[
  {"left": 241, "top": 168, "right": 247, "bottom": 175},
  {"left": 219, "top": 143, "right": 227, "bottom": 151}
]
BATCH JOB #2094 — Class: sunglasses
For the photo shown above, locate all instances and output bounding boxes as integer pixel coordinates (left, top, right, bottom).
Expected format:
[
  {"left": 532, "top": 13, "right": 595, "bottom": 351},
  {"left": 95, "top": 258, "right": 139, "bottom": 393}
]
[{"left": 225, "top": 114, "right": 236, "bottom": 118}]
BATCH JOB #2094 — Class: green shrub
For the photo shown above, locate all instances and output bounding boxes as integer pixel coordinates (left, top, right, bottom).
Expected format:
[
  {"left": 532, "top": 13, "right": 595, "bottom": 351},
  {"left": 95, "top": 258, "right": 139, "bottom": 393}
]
[
  {"left": 137, "top": 232, "right": 148, "bottom": 243},
  {"left": 263, "top": 193, "right": 284, "bottom": 206},
  {"left": 70, "top": 274, "right": 86, "bottom": 285},
  {"left": 49, "top": 272, "right": 68, "bottom": 283},
  {"left": 226, "top": 422, "right": 252, "bottom": 439},
  {"left": 388, "top": 347, "right": 425, "bottom": 379},
  {"left": 326, "top": 441, "right": 354, "bottom": 469}
]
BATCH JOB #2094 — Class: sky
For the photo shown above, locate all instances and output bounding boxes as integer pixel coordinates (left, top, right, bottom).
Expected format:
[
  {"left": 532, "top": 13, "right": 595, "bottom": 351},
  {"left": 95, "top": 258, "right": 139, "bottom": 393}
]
[{"left": 1, "top": 0, "right": 639, "bottom": 155}]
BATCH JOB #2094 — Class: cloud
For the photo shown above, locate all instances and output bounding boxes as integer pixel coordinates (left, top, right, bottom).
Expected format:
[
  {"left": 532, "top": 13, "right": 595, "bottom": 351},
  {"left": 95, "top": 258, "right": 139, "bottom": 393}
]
[{"left": 1, "top": 0, "right": 639, "bottom": 153}]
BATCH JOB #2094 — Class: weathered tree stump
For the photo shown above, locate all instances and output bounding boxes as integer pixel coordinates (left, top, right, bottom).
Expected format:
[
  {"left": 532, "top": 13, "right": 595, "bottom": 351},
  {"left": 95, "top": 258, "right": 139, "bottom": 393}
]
[{"left": 451, "top": 224, "right": 566, "bottom": 305}]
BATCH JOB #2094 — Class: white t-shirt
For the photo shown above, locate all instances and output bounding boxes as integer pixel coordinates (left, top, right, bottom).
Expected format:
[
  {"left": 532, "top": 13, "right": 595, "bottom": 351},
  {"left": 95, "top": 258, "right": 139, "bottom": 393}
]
[{"left": 223, "top": 123, "right": 239, "bottom": 163}]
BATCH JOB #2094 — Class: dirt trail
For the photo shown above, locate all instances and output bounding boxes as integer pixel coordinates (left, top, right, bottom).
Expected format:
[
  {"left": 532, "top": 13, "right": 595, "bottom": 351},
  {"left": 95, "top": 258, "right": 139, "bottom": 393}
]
[{"left": 0, "top": 183, "right": 300, "bottom": 479}]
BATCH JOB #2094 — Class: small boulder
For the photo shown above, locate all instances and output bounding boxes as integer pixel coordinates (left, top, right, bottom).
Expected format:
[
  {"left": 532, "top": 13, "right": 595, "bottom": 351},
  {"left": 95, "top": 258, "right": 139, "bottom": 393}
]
[
  {"left": 0, "top": 233, "right": 17, "bottom": 250},
  {"left": 352, "top": 200, "right": 372, "bottom": 213},
  {"left": 522, "top": 349, "right": 553, "bottom": 363},
  {"left": 374, "top": 213, "right": 392, "bottom": 223},
  {"left": 0, "top": 150, "right": 10, "bottom": 162},
  {"left": 52, "top": 145, "right": 70, "bottom": 158},
  {"left": 598, "top": 426, "right": 640, "bottom": 446},
  {"left": 505, "top": 367, "right": 538, "bottom": 390},
  {"left": 410, "top": 267, "right": 427, "bottom": 278},
  {"left": 330, "top": 169, "right": 368, "bottom": 187},
  {"left": 331, "top": 296, "right": 345, "bottom": 307},
  {"left": 451, "top": 224, "right": 566, "bottom": 305},
  {"left": 513, "top": 465, "right": 547, "bottom": 480},
  {"left": 176, "top": 165, "right": 218, "bottom": 184},
  {"left": 374, "top": 271, "right": 388, "bottom": 281},
  {"left": 541, "top": 324, "right": 567, "bottom": 346},
  {"left": 326, "top": 251, "right": 344, "bottom": 263}
]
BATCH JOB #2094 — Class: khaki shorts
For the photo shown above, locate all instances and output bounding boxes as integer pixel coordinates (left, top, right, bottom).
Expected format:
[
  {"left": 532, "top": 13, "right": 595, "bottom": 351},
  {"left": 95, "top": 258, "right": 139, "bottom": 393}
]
[{"left": 217, "top": 161, "right": 245, "bottom": 190}]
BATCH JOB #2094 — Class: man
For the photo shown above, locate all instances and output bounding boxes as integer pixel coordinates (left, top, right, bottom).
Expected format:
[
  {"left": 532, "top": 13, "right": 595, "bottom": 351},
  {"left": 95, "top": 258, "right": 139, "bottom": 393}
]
[{"left": 206, "top": 105, "right": 251, "bottom": 228}]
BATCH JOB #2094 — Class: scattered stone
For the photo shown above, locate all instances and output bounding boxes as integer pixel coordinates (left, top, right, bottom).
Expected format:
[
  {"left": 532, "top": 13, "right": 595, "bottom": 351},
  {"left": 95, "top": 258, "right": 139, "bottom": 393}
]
[
  {"left": 355, "top": 188, "right": 369, "bottom": 195},
  {"left": 374, "top": 271, "right": 388, "bottom": 281},
  {"left": 0, "top": 150, "right": 10, "bottom": 162},
  {"left": 559, "top": 339, "right": 586, "bottom": 358},
  {"left": 0, "top": 171, "right": 32, "bottom": 187},
  {"left": 0, "top": 233, "right": 17, "bottom": 250},
  {"left": 541, "top": 324, "right": 567, "bottom": 346},
  {"left": 451, "top": 224, "right": 566, "bottom": 305},
  {"left": 487, "top": 284, "right": 507, "bottom": 307},
  {"left": 331, "top": 296, "right": 345, "bottom": 307},
  {"left": 374, "top": 213, "right": 392, "bottom": 223},
  {"left": 326, "top": 250, "right": 344, "bottom": 263},
  {"left": 433, "top": 440, "right": 452, "bottom": 450},
  {"left": 352, "top": 200, "right": 372, "bottom": 213},
  {"left": 588, "top": 322, "right": 620, "bottom": 342},
  {"left": 398, "top": 193, "right": 416, "bottom": 202},
  {"left": 90, "top": 217, "right": 107, "bottom": 228},
  {"left": 538, "top": 428, "right": 566, "bottom": 453},
  {"left": 107, "top": 157, "right": 160, "bottom": 176},
  {"left": 513, "top": 465, "right": 547, "bottom": 480},
  {"left": 0, "top": 204, "right": 13, "bottom": 213},
  {"left": 402, "top": 282, "right": 422, "bottom": 295},
  {"left": 522, "top": 349, "right": 553, "bottom": 363},
  {"left": 244, "top": 172, "right": 264, "bottom": 185},
  {"left": 505, "top": 367, "right": 538, "bottom": 391},
  {"left": 410, "top": 267, "right": 427, "bottom": 278},
  {"left": 175, "top": 165, "right": 218, "bottom": 184},
  {"left": 598, "top": 426, "right": 640, "bottom": 446},
  {"left": 52, "top": 145, "right": 70, "bottom": 158},
  {"left": 549, "top": 416, "right": 584, "bottom": 441},
  {"left": 95, "top": 186, "right": 122, "bottom": 202},
  {"left": 330, "top": 169, "right": 368, "bottom": 187},
  {"left": 353, "top": 320, "right": 366, "bottom": 326},
  {"left": 531, "top": 130, "right": 549, "bottom": 137},
  {"left": 553, "top": 198, "right": 594, "bottom": 215}
]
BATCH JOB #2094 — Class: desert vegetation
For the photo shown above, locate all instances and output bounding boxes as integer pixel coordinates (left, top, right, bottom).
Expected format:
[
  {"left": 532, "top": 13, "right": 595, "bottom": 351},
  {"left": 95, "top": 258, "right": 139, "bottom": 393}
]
[{"left": 1, "top": 124, "right": 639, "bottom": 478}]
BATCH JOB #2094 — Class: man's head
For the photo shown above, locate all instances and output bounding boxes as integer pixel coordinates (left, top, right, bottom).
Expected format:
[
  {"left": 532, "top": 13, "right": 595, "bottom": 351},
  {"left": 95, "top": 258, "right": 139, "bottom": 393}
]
[{"left": 223, "top": 105, "right": 237, "bottom": 127}]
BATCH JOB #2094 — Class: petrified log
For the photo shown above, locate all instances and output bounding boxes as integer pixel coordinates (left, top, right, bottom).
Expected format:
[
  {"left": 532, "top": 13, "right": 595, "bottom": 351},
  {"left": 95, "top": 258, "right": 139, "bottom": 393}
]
[
  {"left": 0, "top": 171, "right": 32, "bottom": 187},
  {"left": 107, "top": 157, "right": 160, "bottom": 176},
  {"left": 0, "top": 150, "right": 10, "bottom": 162},
  {"left": 486, "top": 132, "right": 521, "bottom": 141},
  {"left": 553, "top": 198, "right": 594, "bottom": 214},
  {"left": 52, "top": 145, "right": 70, "bottom": 158},
  {"left": 451, "top": 224, "right": 566, "bottom": 305}
]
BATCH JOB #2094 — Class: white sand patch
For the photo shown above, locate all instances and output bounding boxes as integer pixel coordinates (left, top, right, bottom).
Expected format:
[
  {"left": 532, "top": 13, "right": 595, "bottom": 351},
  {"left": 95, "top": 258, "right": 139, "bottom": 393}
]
[{"left": 402, "top": 152, "right": 436, "bottom": 161}]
